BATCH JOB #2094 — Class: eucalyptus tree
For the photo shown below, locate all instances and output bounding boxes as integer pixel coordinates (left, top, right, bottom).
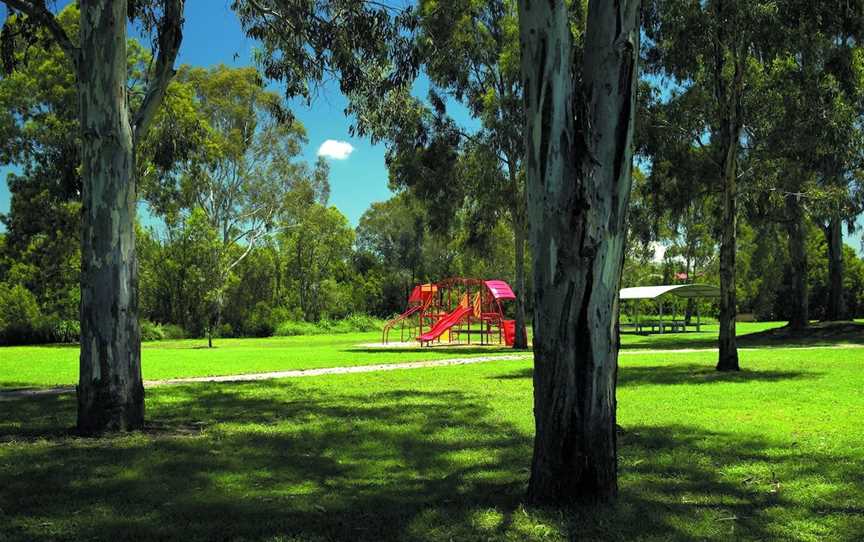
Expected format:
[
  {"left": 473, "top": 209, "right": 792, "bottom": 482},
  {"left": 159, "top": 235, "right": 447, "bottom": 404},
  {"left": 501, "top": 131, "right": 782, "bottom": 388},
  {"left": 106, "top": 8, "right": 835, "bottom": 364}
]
[
  {"left": 644, "top": 0, "right": 783, "bottom": 371},
  {"left": 355, "top": 191, "right": 433, "bottom": 313},
  {"left": 0, "top": 5, "right": 80, "bottom": 322},
  {"left": 231, "top": 1, "right": 418, "bottom": 111},
  {"left": 142, "top": 65, "right": 315, "bottom": 347},
  {"left": 1, "top": 0, "right": 185, "bottom": 433},
  {"left": 0, "top": 6, "right": 179, "bottom": 325},
  {"left": 279, "top": 191, "right": 355, "bottom": 322},
  {"left": 637, "top": 82, "right": 720, "bottom": 307},
  {"left": 745, "top": 0, "right": 864, "bottom": 326},
  {"left": 746, "top": 66, "right": 818, "bottom": 329},
  {"left": 519, "top": 0, "right": 639, "bottom": 504},
  {"left": 789, "top": 4, "right": 864, "bottom": 322}
]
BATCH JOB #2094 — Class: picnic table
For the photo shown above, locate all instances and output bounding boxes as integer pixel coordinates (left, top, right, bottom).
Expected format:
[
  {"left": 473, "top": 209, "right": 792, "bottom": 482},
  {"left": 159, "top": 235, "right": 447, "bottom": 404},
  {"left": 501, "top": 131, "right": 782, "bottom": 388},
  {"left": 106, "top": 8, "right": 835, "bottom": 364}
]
[{"left": 634, "top": 319, "right": 687, "bottom": 334}]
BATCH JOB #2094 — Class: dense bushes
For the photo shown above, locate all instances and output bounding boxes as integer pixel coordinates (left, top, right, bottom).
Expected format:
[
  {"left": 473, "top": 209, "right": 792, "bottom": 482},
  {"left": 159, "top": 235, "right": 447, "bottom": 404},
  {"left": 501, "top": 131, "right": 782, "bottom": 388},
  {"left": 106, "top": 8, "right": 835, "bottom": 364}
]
[
  {"left": 35, "top": 315, "right": 80, "bottom": 344},
  {"left": 0, "top": 283, "right": 81, "bottom": 345},
  {"left": 137, "top": 314, "right": 383, "bottom": 342},
  {"left": 0, "top": 312, "right": 385, "bottom": 345},
  {"left": 140, "top": 321, "right": 187, "bottom": 342},
  {"left": 0, "top": 283, "right": 41, "bottom": 345},
  {"left": 274, "top": 314, "right": 384, "bottom": 337},
  {"left": 240, "top": 303, "right": 292, "bottom": 338}
]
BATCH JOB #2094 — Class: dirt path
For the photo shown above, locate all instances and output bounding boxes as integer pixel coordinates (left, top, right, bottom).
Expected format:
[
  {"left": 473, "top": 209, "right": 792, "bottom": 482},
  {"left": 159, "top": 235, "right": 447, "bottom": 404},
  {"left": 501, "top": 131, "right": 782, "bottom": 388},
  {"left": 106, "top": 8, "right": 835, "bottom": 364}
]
[{"left": 3, "top": 343, "right": 861, "bottom": 401}]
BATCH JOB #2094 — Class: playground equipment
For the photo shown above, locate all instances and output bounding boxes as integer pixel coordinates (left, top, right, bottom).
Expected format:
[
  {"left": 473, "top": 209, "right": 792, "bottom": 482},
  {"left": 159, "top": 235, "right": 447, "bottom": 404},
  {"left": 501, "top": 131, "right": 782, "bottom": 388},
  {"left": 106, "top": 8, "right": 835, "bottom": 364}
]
[
  {"left": 381, "top": 283, "right": 437, "bottom": 343},
  {"left": 382, "top": 278, "right": 518, "bottom": 347}
]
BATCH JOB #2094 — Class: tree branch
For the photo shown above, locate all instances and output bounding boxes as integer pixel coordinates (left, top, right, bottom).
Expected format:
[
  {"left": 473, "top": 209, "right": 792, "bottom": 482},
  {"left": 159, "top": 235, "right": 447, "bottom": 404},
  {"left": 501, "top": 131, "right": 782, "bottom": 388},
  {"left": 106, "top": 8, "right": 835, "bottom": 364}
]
[
  {"left": 2, "top": 0, "right": 79, "bottom": 70},
  {"left": 132, "top": 0, "right": 185, "bottom": 146}
]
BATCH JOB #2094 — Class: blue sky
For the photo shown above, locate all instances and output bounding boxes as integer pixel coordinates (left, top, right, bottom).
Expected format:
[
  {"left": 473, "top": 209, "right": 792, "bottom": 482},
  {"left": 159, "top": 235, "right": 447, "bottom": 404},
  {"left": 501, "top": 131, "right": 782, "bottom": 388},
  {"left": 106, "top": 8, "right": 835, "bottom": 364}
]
[{"left": 0, "top": 0, "right": 459, "bottom": 228}]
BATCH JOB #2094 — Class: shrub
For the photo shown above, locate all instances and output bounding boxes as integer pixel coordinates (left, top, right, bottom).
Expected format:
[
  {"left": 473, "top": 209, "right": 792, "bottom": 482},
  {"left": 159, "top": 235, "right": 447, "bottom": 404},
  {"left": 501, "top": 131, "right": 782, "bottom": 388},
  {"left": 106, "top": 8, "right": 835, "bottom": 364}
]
[
  {"left": 273, "top": 314, "right": 385, "bottom": 337},
  {"left": 342, "top": 313, "right": 382, "bottom": 332},
  {"left": 214, "top": 323, "right": 234, "bottom": 338},
  {"left": 274, "top": 319, "right": 319, "bottom": 336},
  {"left": 0, "top": 283, "right": 41, "bottom": 345},
  {"left": 140, "top": 320, "right": 166, "bottom": 342},
  {"left": 140, "top": 321, "right": 187, "bottom": 342},
  {"left": 34, "top": 315, "right": 80, "bottom": 344},
  {"left": 244, "top": 302, "right": 278, "bottom": 337},
  {"left": 160, "top": 324, "right": 187, "bottom": 340}
]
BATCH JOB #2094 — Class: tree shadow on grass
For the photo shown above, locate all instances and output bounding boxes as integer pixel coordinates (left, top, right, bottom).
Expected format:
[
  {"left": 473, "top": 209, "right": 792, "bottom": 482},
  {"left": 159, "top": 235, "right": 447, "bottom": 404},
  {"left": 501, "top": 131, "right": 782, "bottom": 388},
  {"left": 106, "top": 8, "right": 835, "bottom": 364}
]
[
  {"left": 0, "top": 381, "right": 861, "bottom": 541},
  {"left": 603, "top": 425, "right": 864, "bottom": 541},
  {"left": 493, "top": 364, "right": 815, "bottom": 388},
  {"left": 0, "top": 381, "right": 71, "bottom": 391},
  {"left": 620, "top": 333, "right": 720, "bottom": 350},
  {"left": 620, "top": 325, "right": 864, "bottom": 351}
]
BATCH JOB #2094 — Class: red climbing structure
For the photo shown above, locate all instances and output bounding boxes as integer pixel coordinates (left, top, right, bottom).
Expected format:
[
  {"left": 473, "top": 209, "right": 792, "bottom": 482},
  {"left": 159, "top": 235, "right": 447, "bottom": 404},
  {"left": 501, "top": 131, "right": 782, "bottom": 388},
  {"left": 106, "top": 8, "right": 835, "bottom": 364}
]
[
  {"left": 381, "top": 283, "right": 437, "bottom": 343},
  {"left": 382, "top": 278, "right": 519, "bottom": 347}
]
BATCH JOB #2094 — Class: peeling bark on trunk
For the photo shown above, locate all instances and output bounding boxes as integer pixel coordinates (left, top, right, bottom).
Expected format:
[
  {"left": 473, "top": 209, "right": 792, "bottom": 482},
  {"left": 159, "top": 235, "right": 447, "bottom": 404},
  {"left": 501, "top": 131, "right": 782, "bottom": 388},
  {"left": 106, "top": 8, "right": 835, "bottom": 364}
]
[
  {"left": 3, "top": 0, "right": 183, "bottom": 434},
  {"left": 786, "top": 197, "right": 809, "bottom": 330},
  {"left": 519, "top": 0, "right": 640, "bottom": 505},
  {"left": 77, "top": 0, "right": 143, "bottom": 433},
  {"left": 825, "top": 217, "right": 846, "bottom": 321},
  {"left": 714, "top": 0, "right": 742, "bottom": 373}
]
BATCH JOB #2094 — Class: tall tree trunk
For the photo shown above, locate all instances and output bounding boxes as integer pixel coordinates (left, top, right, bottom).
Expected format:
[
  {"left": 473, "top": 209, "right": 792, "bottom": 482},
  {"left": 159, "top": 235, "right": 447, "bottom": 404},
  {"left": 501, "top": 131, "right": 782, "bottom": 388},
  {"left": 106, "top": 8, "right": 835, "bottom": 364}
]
[
  {"left": 825, "top": 217, "right": 846, "bottom": 321},
  {"left": 76, "top": 0, "right": 143, "bottom": 433},
  {"left": 714, "top": 0, "right": 742, "bottom": 372},
  {"left": 786, "top": 197, "right": 809, "bottom": 329},
  {"left": 716, "top": 134, "right": 739, "bottom": 371},
  {"left": 519, "top": 0, "right": 639, "bottom": 505},
  {"left": 512, "top": 199, "right": 528, "bottom": 349},
  {"left": 3, "top": 0, "right": 183, "bottom": 434}
]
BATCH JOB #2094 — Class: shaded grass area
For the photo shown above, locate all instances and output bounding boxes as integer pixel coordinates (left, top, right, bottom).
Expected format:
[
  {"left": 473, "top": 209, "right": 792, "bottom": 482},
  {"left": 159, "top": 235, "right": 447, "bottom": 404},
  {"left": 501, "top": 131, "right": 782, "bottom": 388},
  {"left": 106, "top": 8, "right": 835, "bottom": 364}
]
[
  {"left": 620, "top": 320, "right": 864, "bottom": 350},
  {"left": 0, "top": 332, "right": 525, "bottom": 388},
  {"left": 1, "top": 347, "right": 863, "bottom": 541}
]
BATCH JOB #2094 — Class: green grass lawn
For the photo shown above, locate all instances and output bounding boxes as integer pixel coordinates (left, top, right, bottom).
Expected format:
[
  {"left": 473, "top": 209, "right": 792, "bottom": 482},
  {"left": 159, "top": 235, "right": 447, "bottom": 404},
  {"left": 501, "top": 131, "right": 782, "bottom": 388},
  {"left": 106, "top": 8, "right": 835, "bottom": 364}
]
[
  {"left": 3, "top": 321, "right": 848, "bottom": 389},
  {"left": 0, "top": 332, "right": 526, "bottom": 389},
  {"left": 618, "top": 321, "right": 784, "bottom": 349},
  {"left": 1, "top": 345, "right": 862, "bottom": 541}
]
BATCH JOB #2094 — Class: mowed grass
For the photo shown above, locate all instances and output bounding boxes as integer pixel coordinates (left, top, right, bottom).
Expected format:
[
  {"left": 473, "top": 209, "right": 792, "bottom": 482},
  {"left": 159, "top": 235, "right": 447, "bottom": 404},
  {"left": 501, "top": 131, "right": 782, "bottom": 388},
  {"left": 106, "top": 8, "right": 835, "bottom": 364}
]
[
  {"left": 0, "top": 321, "right": 828, "bottom": 389},
  {"left": 619, "top": 321, "right": 785, "bottom": 349},
  {"left": 0, "top": 332, "right": 526, "bottom": 389},
  {"left": 1, "top": 346, "right": 863, "bottom": 541}
]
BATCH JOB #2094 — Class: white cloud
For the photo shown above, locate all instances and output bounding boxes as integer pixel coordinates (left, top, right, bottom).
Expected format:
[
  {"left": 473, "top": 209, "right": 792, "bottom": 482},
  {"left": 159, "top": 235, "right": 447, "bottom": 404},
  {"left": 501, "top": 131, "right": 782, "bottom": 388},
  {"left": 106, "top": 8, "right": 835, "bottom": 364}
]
[{"left": 317, "top": 139, "right": 355, "bottom": 160}]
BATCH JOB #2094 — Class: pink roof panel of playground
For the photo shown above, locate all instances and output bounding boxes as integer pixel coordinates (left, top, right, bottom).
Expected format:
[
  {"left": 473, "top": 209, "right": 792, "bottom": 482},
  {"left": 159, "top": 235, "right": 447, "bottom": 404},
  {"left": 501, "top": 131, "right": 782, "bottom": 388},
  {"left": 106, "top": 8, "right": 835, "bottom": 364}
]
[{"left": 484, "top": 280, "right": 516, "bottom": 300}]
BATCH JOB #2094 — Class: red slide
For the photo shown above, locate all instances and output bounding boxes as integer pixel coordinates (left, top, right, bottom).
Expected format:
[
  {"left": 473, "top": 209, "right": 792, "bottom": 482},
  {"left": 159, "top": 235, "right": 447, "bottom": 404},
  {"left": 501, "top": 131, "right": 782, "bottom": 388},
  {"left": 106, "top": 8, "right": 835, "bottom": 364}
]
[{"left": 418, "top": 305, "right": 472, "bottom": 343}]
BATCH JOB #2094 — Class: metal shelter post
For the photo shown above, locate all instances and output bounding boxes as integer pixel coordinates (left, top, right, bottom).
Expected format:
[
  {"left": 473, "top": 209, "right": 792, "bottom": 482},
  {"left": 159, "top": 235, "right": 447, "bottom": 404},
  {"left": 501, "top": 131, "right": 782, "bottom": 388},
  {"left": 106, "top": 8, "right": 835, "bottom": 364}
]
[{"left": 696, "top": 301, "right": 701, "bottom": 332}]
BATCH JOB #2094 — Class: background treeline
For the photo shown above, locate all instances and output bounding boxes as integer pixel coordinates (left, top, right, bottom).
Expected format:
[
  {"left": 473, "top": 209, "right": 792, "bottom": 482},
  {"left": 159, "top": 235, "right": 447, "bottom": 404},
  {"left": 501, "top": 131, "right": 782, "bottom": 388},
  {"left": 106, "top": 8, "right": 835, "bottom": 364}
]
[{"left": 1, "top": 3, "right": 864, "bottom": 346}]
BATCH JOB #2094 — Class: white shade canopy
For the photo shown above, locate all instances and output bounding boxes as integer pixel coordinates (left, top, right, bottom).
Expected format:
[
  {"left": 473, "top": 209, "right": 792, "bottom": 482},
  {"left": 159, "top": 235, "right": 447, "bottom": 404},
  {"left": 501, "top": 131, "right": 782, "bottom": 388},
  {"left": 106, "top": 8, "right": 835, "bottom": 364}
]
[{"left": 620, "top": 284, "right": 721, "bottom": 300}]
